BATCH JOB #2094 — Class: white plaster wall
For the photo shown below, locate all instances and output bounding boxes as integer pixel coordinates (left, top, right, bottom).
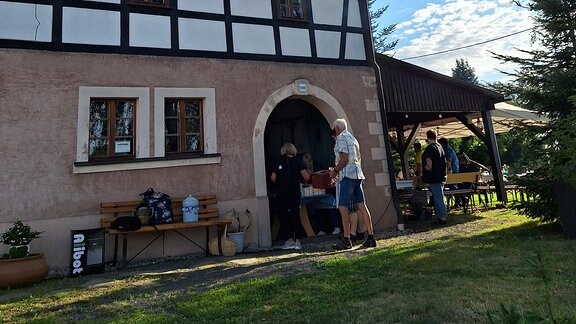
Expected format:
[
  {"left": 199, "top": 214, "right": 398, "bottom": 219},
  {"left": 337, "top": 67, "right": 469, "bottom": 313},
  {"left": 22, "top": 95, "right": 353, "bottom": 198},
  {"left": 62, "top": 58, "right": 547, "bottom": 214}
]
[
  {"left": 279, "top": 27, "right": 311, "bottom": 57},
  {"left": 315, "top": 30, "right": 340, "bottom": 59},
  {"left": 178, "top": 0, "right": 224, "bottom": 14},
  {"left": 347, "top": 0, "right": 362, "bottom": 28},
  {"left": 230, "top": 0, "right": 272, "bottom": 19},
  {"left": 311, "top": 0, "right": 344, "bottom": 26},
  {"left": 129, "top": 13, "right": 171, "bottom": 49},
  {"left": 62, "top": 8, "right": 120, "bottom": 46},
  {"left": 0, "top": 2, "right": 52, "bottom": 42},
  {"left": 232, "top": 23, "right": 275, "bottom": 55},
  {"left": 179, "top": 18, "right": 227, "bottom": 52},
  {"left": 345, "top": 33, "right": 366, "bottom": 60}
]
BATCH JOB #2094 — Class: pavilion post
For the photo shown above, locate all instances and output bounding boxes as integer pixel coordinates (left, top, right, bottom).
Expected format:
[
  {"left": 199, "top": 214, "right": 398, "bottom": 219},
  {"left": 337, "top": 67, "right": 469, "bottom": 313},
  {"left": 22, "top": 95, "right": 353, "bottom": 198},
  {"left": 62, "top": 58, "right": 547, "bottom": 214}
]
[{"left": 482, "top": 109, "right": 507, "bottom": 203}]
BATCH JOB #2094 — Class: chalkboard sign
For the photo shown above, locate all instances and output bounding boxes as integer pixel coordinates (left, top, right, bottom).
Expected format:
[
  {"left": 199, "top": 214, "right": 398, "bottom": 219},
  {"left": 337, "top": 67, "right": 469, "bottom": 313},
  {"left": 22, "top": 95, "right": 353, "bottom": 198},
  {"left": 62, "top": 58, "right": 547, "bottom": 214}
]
[{"left": 69, "top": 228, "right": 105, "bottom": 277}]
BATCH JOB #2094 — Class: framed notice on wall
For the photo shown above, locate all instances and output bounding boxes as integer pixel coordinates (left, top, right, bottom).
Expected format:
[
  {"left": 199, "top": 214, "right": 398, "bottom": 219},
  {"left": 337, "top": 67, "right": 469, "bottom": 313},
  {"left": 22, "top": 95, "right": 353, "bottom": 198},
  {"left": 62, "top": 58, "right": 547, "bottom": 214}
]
[{"left": 115, "top": 140, "right": 131, "bottom": 153}]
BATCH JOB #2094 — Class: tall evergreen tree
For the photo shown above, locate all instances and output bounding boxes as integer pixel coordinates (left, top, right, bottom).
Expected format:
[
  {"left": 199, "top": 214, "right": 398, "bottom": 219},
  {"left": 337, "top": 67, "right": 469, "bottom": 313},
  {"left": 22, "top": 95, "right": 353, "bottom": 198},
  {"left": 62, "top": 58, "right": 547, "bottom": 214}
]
[
  {"left": 492, "top": 0, "right": 576, "bottom": 223},
  {"left": 368, "top": 0, "right": 398, "bottom": 53},
  {"left": 451, "top": 58, "right": 480, "bottom": 85}
]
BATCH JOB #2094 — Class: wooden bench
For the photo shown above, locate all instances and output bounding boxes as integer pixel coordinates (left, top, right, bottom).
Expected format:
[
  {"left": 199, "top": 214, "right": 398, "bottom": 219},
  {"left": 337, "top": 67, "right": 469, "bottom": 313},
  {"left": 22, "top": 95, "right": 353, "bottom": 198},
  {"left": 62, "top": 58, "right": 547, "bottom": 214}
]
[
  {"left": 397, "top": 172, "right": 481, "bottom": 214},
  {"left": 100, "top": 194, "right": 231, "bottom": 267},
  {"left": 444, "top": 172, "right": 481, "bottom": 212}
]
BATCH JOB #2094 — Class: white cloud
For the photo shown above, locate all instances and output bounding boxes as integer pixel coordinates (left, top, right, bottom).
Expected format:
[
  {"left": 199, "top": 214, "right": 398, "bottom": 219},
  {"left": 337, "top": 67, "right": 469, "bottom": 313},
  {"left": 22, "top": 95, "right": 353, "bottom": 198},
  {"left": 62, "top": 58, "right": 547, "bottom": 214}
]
[{"left": 386, "top": 0, "right": 536, "bottom": 83}]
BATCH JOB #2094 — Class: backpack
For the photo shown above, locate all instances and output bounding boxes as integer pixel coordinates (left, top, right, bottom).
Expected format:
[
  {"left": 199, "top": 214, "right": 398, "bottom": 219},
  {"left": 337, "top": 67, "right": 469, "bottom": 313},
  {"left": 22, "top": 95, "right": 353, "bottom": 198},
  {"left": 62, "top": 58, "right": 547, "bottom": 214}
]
[
  {"left": 110, "top": 215, "right": 142, "bottom": 231},
  {"left": 139, "top": 188, "right": 174, "bottom": 226}
]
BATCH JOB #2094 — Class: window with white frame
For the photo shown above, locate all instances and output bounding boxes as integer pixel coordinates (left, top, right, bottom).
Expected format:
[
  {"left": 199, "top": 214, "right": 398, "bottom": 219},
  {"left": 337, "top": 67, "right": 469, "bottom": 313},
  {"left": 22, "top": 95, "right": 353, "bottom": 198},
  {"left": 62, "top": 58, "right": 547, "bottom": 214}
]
[
  {"left": 76, "top": 87, "right": 150, "bottom": 164},
  {"left": 89, "top": 98, "right": 137, "bottom": 159},
  {"left": 154, "top": 88, "right": 217, "bottom": 158},
  {"left": 164, "top": 98, "right": 204, "bottom": 154},
  {"left": 75, "top": 87, "right": 219, "bottom": 174}
]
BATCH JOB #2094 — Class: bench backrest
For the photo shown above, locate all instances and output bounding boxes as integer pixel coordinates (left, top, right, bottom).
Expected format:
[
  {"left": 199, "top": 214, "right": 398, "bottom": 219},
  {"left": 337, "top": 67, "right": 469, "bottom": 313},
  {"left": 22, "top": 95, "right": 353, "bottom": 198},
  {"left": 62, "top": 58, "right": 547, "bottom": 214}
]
[
  {"left": 100, "top": 194, "right": 218, "bottom": 229},
  {"left": 446, "top": 172, "right": 481, "bottom": 185}
]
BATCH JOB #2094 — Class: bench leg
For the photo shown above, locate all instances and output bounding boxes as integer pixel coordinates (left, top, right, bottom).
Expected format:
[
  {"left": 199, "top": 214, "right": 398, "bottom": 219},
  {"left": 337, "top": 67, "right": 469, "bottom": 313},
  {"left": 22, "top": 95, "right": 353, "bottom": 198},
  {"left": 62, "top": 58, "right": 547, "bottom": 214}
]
[
  {"left": 121, "top": 233, "right": 128, "bottom": 268},
  {"left": 205, "top": 227, "right": 210, "bottom": 254},
  {"left": 172, "top": 229, "right": 206, "bottom": 252},
  {"left": 112, "top": 234, "right": 119, "bottom": 267},
  {"left": 125, "top": 232, "right": 164, "bottom": 266}
]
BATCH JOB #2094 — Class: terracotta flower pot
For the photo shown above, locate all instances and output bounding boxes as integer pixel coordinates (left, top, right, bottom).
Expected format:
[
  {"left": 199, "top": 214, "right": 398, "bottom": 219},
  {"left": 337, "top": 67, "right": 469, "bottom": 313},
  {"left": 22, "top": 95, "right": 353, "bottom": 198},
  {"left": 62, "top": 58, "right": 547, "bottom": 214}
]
[{"left": 0, "top": 253, "right": 48, "bottom": 289}]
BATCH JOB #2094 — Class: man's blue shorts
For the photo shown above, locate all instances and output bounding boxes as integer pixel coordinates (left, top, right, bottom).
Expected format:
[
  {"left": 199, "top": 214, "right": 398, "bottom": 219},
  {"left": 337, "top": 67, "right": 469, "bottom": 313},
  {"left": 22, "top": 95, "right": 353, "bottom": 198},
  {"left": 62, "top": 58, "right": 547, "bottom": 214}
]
[{"left": 338, "top": 177, "right": 365, "bottom": 207}]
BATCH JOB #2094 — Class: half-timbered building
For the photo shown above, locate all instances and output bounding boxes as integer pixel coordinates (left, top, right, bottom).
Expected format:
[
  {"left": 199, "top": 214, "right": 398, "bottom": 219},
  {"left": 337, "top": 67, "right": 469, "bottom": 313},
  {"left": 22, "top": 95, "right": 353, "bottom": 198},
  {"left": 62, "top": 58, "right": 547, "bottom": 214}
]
[{"left": 0, "top": 0, "right": 398, "bottom": 270}]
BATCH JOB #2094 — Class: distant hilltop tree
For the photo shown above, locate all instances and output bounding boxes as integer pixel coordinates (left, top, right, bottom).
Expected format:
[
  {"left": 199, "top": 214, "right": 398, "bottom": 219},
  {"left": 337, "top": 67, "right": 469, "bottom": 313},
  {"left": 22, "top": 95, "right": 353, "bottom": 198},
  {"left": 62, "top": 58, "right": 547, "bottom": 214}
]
[{"left": 451, "top": 58, "right": 480, "bottom": 85}]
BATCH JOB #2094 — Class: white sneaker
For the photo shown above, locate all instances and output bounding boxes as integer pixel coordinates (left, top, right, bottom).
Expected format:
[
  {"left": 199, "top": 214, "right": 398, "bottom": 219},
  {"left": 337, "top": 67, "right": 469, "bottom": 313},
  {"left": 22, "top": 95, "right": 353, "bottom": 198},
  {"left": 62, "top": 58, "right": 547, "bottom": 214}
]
[
  {"left": 332, "top": 227, "right": 341, "bottom": 235},
  {"left": 281, "top": 239, "right": 296, "bottom": 250},
  {"left": 293, "top": 241, "right": 302, "bottom": 250},
  {"left": 317, "top": 231, "right": 326, "bottom": 236}
]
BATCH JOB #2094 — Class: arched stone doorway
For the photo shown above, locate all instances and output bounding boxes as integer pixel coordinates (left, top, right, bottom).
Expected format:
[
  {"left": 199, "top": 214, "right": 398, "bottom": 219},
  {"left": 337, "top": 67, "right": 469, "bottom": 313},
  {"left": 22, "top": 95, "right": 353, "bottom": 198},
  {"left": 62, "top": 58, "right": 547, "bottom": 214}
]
[{"left": 252, "top": 79, "right": 350, "bottom": 248}]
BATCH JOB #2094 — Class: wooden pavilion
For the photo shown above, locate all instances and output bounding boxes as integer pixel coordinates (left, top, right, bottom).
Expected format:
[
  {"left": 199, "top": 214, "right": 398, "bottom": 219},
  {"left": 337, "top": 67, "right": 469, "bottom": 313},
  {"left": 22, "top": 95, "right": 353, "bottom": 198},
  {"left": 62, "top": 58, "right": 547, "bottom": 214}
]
[{"left": 375, "top": 54, "right": 508, "bottom": 203}]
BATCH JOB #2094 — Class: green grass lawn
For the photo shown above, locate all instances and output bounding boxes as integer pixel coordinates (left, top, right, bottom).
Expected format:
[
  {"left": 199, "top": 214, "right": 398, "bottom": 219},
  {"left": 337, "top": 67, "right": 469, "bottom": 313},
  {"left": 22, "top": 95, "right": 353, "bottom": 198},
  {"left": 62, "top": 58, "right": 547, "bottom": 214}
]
[{"left": 1, "top": 209, "right": 575, "bottom": 323}]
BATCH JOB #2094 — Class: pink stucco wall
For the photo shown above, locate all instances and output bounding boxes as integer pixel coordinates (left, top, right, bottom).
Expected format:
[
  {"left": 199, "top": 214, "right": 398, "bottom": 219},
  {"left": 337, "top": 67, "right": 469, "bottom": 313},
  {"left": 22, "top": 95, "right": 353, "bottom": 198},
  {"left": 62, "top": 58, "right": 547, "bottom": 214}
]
[{"left": 0, "top": 49, "right": 396, "bottom": 270}]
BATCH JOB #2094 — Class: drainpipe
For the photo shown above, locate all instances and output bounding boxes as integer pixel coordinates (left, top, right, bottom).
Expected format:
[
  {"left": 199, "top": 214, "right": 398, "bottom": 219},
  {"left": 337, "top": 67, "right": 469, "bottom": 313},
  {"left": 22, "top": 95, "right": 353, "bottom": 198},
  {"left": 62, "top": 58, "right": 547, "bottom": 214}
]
[{"left": 359, "top": 0, "right": 404, "bottom": 227}]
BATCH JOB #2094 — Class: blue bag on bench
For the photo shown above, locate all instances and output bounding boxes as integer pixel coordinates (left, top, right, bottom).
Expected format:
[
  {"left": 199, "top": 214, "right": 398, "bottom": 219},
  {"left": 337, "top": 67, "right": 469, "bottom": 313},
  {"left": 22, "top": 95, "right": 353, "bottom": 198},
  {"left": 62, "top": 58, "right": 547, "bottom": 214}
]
[{"left": 140, "top": 188, "right": 174, "bottom": 226}]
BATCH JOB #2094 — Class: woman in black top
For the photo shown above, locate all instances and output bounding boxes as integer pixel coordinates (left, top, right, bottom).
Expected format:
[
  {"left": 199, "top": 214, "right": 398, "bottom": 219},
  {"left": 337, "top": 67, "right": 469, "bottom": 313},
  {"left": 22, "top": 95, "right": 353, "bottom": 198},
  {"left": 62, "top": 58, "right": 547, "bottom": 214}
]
[{"left": 271, "top": 143, "right": 310, "bottom": 250}]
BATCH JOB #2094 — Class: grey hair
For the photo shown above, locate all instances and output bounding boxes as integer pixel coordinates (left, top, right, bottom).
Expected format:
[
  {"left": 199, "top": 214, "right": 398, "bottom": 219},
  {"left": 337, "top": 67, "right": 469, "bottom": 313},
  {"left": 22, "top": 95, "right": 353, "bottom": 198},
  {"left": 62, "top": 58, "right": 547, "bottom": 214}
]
[
  {"left": 280, "top": 143, "right": 297, "bottom": 156},
  {"left": 333, "top": 119, "right": 347, "bottom": 130}
]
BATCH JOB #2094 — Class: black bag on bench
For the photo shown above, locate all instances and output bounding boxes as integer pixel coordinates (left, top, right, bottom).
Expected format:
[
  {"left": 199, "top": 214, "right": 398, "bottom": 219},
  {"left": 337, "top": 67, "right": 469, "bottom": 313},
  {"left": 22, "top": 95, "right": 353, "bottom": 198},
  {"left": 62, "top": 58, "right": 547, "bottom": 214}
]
[
  {"left": 110, "top": 215, "right": 142, "bottom": 231},
  {"left": 140, "top": 188, "right": 174, "bottom": 226}
]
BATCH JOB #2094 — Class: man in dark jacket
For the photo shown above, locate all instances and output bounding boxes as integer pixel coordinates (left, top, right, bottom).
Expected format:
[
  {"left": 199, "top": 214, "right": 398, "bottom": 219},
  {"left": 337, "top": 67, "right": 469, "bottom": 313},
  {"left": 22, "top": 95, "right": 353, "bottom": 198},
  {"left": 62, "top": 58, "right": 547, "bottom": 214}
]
[{"left": 422, "top": 130, "right": 448, "bottom": 224}]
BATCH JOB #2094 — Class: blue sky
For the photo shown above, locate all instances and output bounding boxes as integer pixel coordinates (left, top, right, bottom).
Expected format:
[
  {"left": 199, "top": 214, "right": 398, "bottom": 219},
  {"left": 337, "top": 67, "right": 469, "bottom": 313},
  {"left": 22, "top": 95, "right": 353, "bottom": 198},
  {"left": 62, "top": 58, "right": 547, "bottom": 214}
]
[{"left": 373, "top": 0, "right": 535, "bottom": 83}]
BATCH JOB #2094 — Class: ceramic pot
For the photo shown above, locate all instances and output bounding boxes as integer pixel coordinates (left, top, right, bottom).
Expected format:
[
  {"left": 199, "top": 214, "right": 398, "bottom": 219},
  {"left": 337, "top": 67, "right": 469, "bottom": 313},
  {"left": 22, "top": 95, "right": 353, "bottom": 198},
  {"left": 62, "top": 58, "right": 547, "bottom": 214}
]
[{"left": 0, "top": 253, "right": 49, "bottom": 289}]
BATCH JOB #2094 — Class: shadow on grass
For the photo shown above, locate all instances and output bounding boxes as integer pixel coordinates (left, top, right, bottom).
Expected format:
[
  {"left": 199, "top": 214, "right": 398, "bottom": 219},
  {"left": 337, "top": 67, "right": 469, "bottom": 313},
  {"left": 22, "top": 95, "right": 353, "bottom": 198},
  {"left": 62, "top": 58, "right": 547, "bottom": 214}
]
[{"left": 1, "top": 212, "right": 574, "bottom": 323}]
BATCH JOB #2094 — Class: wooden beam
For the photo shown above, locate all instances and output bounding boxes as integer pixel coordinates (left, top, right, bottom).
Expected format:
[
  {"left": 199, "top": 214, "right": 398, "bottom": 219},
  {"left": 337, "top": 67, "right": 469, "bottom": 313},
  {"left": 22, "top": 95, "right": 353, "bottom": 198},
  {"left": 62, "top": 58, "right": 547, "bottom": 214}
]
[
  {"left": 395, "top": 124, "right": 408, "bottom": 179},
  {"left": 457, "top": 115, "right": 487, "bottom": 142},
  {"left": 482, "top": 109, "right": 507, "bottom": 203},
  {"left": 402, "top": 123, "right": 421, "bottom": 179}
]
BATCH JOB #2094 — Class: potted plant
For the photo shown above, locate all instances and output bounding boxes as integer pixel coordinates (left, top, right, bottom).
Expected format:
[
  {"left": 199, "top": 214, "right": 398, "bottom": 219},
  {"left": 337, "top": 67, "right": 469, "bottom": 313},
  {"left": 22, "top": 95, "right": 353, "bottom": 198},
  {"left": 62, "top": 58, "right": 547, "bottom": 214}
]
[{"left": 0, "top": 220, "right": 48, "bottom": 289}]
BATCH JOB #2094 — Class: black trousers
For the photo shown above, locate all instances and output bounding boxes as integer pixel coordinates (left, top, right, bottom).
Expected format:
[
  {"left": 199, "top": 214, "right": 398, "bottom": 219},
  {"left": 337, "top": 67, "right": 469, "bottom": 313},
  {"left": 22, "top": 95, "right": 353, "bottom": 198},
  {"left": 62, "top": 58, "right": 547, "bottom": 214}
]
[{"left": 277, "top": 195, "right": 304, "bottom": 240}]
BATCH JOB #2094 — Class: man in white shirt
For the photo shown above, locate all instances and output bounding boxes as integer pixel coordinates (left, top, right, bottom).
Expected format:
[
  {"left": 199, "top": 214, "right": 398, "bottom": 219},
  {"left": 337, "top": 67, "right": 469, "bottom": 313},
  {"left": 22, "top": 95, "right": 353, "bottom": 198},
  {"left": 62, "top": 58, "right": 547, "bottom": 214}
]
[{"left": 329, "top": 119, "right": 376, "bottom": 249}]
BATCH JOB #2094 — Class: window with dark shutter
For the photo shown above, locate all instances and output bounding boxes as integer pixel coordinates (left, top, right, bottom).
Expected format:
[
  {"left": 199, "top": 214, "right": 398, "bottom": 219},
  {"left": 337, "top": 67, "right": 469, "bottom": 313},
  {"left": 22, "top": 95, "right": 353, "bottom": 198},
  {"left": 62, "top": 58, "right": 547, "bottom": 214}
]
[
  {"left": 277, "top": 0, "right": 306, "bottom": 20},
  {"left": 164, "top": 99, "right": 204, "bottom": 154},
  {"left": 89, "top": 99, "right": 136, "bottom": 160}
]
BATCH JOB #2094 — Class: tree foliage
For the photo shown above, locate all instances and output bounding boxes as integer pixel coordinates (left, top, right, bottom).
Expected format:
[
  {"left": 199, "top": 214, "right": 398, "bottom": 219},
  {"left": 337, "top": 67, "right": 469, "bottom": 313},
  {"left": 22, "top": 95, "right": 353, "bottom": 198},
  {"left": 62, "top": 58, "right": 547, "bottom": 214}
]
[
  {"left": 368, "top": 0, "right": 398, "bottom": 53},
  {"left": 451, "top": 58, "right": 480, "bottom": 85},
  {"left": 491, "top": 0, "right": 576, "bottom": 223}
]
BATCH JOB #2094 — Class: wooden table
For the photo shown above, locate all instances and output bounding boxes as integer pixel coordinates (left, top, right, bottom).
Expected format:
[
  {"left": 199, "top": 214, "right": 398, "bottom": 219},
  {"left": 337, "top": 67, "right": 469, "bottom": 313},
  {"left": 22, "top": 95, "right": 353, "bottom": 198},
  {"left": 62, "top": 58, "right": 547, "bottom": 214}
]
[
  {"left": 300, "top": 194, "right": 337, "bottom": 237},
  {"left": 271, "top": 194, "right": 337, "bottom": 239}
]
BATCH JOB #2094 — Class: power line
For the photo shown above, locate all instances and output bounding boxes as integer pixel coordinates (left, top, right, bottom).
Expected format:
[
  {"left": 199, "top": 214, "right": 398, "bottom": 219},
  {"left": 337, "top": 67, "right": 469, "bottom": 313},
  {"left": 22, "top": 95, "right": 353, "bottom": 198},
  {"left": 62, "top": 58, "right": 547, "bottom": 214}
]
[{"left": 400, "top": 27, "right": 533, "bottom": 60}]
